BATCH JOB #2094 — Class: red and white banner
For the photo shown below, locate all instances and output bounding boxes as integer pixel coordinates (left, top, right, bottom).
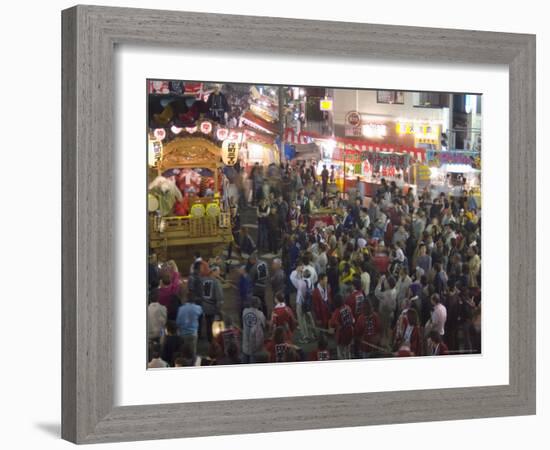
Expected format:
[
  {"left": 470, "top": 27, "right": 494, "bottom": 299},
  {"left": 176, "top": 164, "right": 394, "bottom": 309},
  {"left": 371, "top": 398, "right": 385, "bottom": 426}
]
[{"left": 284, "top": 128, "right": 425, "bottom": 162}]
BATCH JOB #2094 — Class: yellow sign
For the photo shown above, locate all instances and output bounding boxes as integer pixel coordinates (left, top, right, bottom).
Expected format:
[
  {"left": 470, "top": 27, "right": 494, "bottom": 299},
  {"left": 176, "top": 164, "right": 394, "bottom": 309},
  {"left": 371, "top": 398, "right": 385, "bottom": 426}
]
[
  {"left": 320, "top": 98, "right": 333, "bottom": 111},
  {"left": 222, "top": 140, "right": 239, "bottom": 166},
  {"left": 396, "top": 122, "right": 440, "bottom": 139},
  {"left": 417, "top": 164, "right": 431, "bottom": 181}
]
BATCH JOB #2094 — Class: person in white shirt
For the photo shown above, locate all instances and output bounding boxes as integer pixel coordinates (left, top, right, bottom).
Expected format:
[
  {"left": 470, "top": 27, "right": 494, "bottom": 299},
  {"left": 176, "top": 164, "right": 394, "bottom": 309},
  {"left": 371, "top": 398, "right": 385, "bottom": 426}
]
[
  {"left": 290, "top": 266, "right": 315, "bottom": 343},
  {"left": 426, "top": 293, "right": 447, "bottom": 337},
  {"left": 395, "top": 267, "right": 412, "bottom": 309},
  {"left": 360, "top": 260, "right": 371, "bottom": 296},
  {"left": 301, "top": 254, "right": 318, "bottom": 286},
  {"left": 147, "top": 297, "right": 167, "bottom": 341},
  {"left": 316, "top": 243, "right": 328, "bottom": 275}
]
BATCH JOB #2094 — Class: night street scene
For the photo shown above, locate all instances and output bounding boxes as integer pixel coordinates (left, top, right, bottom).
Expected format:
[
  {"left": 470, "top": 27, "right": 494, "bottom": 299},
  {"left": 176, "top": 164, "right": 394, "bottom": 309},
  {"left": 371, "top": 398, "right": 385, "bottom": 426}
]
[{"left": 146, "top": 80, "right": 482, "bottom": 368}]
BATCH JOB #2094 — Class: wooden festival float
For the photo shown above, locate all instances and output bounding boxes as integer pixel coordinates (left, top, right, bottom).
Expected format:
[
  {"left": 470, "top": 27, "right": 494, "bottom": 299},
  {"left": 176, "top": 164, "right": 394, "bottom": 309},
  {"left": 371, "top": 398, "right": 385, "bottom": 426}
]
[{"left": 148, "top": 136, "right": 233, "bottom": 266}]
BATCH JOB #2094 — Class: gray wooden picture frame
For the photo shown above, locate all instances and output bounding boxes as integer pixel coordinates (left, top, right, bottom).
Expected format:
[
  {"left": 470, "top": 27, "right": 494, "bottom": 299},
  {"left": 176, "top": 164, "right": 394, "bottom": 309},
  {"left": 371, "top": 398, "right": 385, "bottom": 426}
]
[{"left": 61, "top": 4, "right": 536, "bottom": 444}]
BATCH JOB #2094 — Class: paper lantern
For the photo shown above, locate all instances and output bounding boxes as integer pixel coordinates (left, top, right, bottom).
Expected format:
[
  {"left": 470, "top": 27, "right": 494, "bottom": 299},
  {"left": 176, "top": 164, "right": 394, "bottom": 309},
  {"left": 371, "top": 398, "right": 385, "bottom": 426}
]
[
  {"left": 153, "top": 128, "right": 166, "bottom": 141},
  {"left": 216, "top": 127, "right": 229, "bottom": 141},
  {"left": 206, "top": 203, "right": 221, "bottom": 217},
  {"left": 200, "top": 121, "right": 213, "bottom": 134},
  {"left": 190, "top": 203, "right": 205, "bottom": 218}
]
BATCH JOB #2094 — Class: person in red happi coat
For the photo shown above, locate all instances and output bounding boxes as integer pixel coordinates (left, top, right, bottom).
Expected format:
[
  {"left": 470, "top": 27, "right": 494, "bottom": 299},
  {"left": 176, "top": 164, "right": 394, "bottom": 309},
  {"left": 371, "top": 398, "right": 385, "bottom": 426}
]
[
  {"left": 312, "top": 273, "right": 332, "bottom": 330},
  {"left": 354, "top": 299, "right": 382, "bottom": 357},
  {"left": 271, "top": 292, "right": 297, "bottom": 341},
  {"left": 215, "top": 316, "right": 242, "bottom": 357},
  {"left": 393, "top": 307, "right": 423, "bottom": 356},
  {"left": 329, "top": 294, "right": 355, "bottom": 360},
  {"left": 266, "top": 326, "right": 298, "bottom": 363},
  {"left": 309, "top": 333, "right": 331, "bottom": 361},
  {"left": 345, "top": 276, "right": 367, "bottom": 320},
  {"left": 427, "top": 330, "right": 449, "bottom": 356}
]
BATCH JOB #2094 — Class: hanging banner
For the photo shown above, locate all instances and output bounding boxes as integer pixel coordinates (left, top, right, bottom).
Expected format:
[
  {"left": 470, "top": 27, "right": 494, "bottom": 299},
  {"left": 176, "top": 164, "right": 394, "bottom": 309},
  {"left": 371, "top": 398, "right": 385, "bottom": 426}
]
[
  {"left": 284, "top": 128, "right": 426, "bottom": 162},
  {"left": 222, "top": 140, "right": 239, "bottom": 166},
  {"left": 426, "top": 150, "right": 481, "bottom": 168}
]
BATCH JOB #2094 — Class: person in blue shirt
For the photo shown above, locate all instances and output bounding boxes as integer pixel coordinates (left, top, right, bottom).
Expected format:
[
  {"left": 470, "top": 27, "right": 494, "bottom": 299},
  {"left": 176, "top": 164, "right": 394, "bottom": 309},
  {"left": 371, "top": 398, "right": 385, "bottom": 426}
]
[
  {"left": 237, "top": 265, "right": 252, "bottom": 326},
  {"left": 175, "top": 297, "right": 203, "bottom": 357}
]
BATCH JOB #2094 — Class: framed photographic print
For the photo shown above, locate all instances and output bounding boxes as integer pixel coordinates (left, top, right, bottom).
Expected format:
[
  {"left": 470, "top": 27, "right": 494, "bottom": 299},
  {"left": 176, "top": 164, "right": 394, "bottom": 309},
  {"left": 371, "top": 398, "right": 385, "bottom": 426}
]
[{"left": 62, "top": 5, "right": 536, "bottom": 444}]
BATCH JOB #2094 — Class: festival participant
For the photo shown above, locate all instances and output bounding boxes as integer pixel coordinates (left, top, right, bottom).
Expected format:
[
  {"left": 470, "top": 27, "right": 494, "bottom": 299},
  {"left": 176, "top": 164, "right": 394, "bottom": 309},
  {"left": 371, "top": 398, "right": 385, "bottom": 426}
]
[
  {"left": 175, "top": 295, "right": 203, "bottom": 356},
  {"left": 427, "top": 330, "right": 449, "bottom": 356},
  {"left": 147, "top": 343, "right": 169, "bottom": 368},
  {"left": 160, "top": 320, "right": 181, "bottom": 367},
  {"left": 329, "top": 293, "right": 355, "bottom": 360},
  {"left": 395, "top": 266, "right": 413, "bottom": 310},
  {"left": 375, "top": 274, "right": 397, "bottom": 346},
  {"left": 425, "top": 293, "right": 447, "bottom": 341},
  {"left": 147, "top": 289, "right": 167, "bottom": 342},
  {"left": 321, "top": 165, "right": 329, "bottom": 196},
  {"left": 271, "top": 292, "right": 297, "bottom": 340},
  {"left": 345, "top": 276, "right": 367, "bottom": 320},
  {"left": 157, "top": 270, "right": 181, "bottom": 318},
  {"left": 443, "top": 280, "right": 461, "bottom": 351},
  {"left": 394, "top": 308, "right": 423, "bottom": 356},
  {"left": 354, "top": 299, "right": 381, "bottom": 358},
  {"left": 256, "top": 198, "right": 270, "bottom": 251},
  {"left": 270, "top": 258, "right": 286, "bottom": 303},
  {"left": 309, "top": 333, "right": 331, "bottom": 361},
  {"left": 201, "top": 266, "right": 224, "bottom": 343},
  {"left": 215, "top": 316, "right": 241, "bottom": 358},
  {"left": 237, "top": 265, "right": 252, "bottom": 325},
  {"left": 236, "top": 227, "right": 257, "bottom": 258},
  {"left": 187, "top": 261, "right": 204, "bottom": 338},
  {"left": 267, "top": 205, "right": 282, "bottom": 254},
  {"left": 266, "top": 326, "right": 296, "bottom": 363},
  {"left": 290, "top": 266, "right": 315, "bottom": 343},
  {"left": 415, "top": 244, "right": 432, "bottom": 274},
  {"left": 242, "top": 297, "right": 266, "bottom": 364},
  {"left": 248, "top": 252, "right": 269, "bottom": 317},
  {"left": 312, "top": 273, "right": 332, "bottom": 330}
]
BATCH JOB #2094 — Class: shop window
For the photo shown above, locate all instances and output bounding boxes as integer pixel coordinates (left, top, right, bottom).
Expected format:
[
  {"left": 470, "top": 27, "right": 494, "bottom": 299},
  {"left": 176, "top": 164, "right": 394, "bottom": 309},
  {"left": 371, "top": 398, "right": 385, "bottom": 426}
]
[
  {"left": 413, "top": 92, "right": 449, "bottom": 108},
  {"left": 376, "top": 90, "right": 405, "bottom": 104}
]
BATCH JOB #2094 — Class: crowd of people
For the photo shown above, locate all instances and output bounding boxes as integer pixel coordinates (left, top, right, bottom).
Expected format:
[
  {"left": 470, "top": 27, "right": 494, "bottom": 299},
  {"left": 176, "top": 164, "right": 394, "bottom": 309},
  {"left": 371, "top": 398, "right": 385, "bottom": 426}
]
[{"left": 147, "top": 161, "right": 482, "bottom": 368}]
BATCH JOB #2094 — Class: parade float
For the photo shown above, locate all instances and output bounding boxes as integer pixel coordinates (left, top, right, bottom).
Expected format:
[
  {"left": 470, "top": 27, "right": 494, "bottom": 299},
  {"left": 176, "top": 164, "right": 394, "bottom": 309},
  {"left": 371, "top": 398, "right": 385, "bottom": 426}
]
[{"left": 148, "top": 134, "right": 233, "bottom": 266}]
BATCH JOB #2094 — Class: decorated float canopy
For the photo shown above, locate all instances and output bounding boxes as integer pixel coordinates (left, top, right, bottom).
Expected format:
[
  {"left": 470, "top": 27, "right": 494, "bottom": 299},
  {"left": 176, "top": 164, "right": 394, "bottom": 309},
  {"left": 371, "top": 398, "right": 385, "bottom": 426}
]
[{"left": 157, "top": 136, "right": 223, "bottom": 174}]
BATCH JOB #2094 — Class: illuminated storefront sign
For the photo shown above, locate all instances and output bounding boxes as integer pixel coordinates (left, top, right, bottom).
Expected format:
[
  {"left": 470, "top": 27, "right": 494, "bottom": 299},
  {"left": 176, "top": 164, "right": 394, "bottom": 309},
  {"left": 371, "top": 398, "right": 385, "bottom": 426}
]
[
  {"left": 361, "top": 123, "right": 387, "bottom": 138},
  {"left": 396, "top": 121, "right": 440, "bottom": 140},
  {"left": 320, "top": 98, "right": 333, "bottom": 111}
]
